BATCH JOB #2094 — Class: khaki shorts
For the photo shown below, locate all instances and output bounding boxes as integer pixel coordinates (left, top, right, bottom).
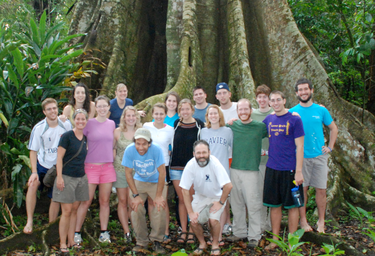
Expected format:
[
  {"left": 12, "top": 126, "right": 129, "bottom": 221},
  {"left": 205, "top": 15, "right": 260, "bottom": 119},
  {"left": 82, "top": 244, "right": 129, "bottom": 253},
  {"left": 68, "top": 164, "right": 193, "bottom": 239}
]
[
  {"left": 52, "top": 175, "right": 89, "bottom": 204},
  {"left": 302, "top": 154, "right": 329, "bottom": 189},
  {"left": 192, "top": 193, "right": 226, "bottom": 221},
  {"left": 113, "top": 170, "right": 135, "bottom": 188}
]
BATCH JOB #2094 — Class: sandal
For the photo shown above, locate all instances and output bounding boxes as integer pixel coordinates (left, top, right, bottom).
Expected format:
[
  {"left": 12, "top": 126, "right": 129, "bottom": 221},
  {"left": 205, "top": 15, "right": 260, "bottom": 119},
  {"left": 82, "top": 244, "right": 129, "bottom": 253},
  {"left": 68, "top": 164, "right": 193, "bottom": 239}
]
[
  {"left": 70, "top": 243, "right": 82, "bottom": 249},
  {"left": 176, "top": 232, "right": 188, "bottom": 243},
  {"left": 163, "top": 234, "right": 171, "bottom": 244},
  {"left": 210, "top": 248, "right": 220, "bottom": 255},
  {"left": 186, "top": 232, "right": 196, "bottom": 244},
  {"left": 207, "top": 239, "right": 224, "bottom": 246},
  {"left": 193, "top": 247, "right": 206, "bottom": 255},
  {"left": 59, "top": 247, "right": 69, "bottom": 255}
]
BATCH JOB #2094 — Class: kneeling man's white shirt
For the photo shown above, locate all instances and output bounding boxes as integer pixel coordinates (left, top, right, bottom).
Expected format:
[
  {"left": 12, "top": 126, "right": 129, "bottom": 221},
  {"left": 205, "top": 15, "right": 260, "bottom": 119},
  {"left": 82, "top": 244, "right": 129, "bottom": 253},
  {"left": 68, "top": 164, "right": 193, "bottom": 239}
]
[{"left": 180, "top": 155, "right": 231, "bottom": 199}]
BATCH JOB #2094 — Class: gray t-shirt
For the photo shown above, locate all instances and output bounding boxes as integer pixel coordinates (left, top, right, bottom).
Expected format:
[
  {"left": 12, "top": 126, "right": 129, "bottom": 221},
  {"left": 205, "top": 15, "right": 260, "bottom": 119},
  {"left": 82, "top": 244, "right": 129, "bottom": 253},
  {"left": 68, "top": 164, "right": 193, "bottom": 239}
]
[{"left": 201, "top": 127, "right": 233, "bottom": 174}]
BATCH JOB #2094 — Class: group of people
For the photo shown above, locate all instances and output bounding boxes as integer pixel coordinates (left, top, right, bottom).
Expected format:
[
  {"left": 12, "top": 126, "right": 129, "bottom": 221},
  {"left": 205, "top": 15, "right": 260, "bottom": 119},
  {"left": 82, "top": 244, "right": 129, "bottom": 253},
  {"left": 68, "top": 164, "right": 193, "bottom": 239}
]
[{"left": 22, "top": 78, "right": 338, "bottom": 255}]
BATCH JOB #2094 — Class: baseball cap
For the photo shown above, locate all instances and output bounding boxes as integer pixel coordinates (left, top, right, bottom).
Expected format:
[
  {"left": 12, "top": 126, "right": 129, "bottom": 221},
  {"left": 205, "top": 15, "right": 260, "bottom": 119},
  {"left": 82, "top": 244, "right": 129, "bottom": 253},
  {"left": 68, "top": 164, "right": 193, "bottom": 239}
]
[
  {"left": 134, "top": 128, "right": 151, "bottom": 142},
  {"left": 216, "top": 82, "right": 230, "bottom": 93}
]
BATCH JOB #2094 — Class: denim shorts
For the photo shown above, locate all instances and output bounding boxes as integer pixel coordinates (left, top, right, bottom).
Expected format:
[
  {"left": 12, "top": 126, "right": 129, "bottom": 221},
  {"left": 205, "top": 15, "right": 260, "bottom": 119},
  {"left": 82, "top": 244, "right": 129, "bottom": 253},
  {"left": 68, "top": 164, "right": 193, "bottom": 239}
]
[{"left": 169, "top": 169, "right": 183, "bottom": 181}]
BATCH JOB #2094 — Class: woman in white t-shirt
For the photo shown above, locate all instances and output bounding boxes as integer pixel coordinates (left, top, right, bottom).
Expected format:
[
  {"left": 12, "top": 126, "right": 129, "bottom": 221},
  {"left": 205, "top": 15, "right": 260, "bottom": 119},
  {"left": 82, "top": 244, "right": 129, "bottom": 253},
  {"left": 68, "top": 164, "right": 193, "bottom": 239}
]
[
  {"left": 201, "top": 104, "right": 233, "bottom": 245},
  {"left": 143, "top": 103, "right": 174, "bottom": 243}
]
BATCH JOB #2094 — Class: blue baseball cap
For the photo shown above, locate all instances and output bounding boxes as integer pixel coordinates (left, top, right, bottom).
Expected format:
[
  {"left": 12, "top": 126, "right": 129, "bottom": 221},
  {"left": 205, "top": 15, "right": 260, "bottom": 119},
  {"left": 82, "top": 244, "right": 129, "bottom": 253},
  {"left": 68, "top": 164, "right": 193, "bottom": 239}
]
[{"left": 216, "top": 82, "right": 230, "bottom": 93}]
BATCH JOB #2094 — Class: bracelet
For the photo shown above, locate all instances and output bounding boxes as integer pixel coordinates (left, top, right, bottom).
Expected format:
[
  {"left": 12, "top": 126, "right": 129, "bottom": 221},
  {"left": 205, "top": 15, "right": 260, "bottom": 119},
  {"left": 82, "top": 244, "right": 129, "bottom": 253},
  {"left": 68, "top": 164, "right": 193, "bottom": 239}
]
[{"left": 327, "top": 146, "right": 332, "bottom": 152}]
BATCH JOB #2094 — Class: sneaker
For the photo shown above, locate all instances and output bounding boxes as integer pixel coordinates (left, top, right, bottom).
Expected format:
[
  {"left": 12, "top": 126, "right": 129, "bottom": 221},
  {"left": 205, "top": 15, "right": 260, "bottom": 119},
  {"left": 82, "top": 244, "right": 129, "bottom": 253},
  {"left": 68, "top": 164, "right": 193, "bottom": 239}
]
[
  {"left": 124, "top": 232, "right": 132, "bottom": 243},
  {"left": 247, "top": 239, "right": 259, "bottom": 248},
  {"left": 99, "top": 231, "right": 111, "bottom": 243},
  {"left": 74, "top": 232, "right": 82, "bottom": 244},
  {"left": 222, "top": 223, "right": 232, "bottom": 235},
  {"left": 153, "top": 241, "right": 166, "bottom": 254}
]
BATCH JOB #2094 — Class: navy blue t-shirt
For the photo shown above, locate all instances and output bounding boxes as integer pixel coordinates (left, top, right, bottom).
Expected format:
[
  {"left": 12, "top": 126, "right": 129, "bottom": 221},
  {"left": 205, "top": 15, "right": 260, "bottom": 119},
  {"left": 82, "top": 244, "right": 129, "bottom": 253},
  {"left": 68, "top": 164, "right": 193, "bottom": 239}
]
[{"left": 109, "top": 98, "right": 133, "bottom": 127}]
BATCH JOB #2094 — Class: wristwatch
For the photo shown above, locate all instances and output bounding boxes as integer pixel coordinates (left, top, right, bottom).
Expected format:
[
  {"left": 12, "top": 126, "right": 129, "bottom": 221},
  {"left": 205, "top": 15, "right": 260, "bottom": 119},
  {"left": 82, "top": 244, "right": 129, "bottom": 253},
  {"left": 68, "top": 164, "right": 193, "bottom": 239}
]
[
  {"left": 133, "top": 193, "right": 139, "bottom": 198},
  {"left": 219, "top": 200, "right": 224, "bottom": 205}
]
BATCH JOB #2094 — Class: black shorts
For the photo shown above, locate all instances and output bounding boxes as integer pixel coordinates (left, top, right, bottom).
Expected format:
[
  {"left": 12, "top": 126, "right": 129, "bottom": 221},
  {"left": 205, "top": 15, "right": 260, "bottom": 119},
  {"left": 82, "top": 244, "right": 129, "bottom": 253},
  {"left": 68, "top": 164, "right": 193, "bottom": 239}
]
[{"left": 263, "top": 167, "right": 304, "bottom": 209}]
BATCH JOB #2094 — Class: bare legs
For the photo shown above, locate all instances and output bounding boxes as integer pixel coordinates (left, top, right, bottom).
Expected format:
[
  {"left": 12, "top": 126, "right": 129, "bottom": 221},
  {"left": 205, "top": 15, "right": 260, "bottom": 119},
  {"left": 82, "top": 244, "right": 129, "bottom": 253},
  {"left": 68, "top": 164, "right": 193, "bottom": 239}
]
[
  {"left": 315, "top": 188, "right": 326, "bottom": 233},
  {"left": 24, "top": 181, "right": 60, "bottom": 234},
  {"left": 267, "top": 207, "right": 300, "bottom": 249},
  {"left": 75, "top": 182, "right": 113, "bottom": 232},
  {"left": 298, "top": 186, "right": 312, "bottom": 231},
  {"left": 23, "top": 180, "right": 40, "bottom": 233},
  {"left": 59, "top": 201, "right": 81, "bottom": 249},
  {"left": 299, "top": 187, "right": 326, "bottom": 233},
  {"left": 173, "top": 180, "right": 189, "bottom": 238},
  {"left": 116, "top": 187, "right": 131, "bottom": 234}
]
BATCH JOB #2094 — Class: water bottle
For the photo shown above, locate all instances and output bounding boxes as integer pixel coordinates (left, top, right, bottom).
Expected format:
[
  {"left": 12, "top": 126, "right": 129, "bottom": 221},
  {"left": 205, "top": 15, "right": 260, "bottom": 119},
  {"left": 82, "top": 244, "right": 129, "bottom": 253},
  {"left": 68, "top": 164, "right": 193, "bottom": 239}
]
[{"left": 291, "top": 186, "right": 303, "bottom": 207}]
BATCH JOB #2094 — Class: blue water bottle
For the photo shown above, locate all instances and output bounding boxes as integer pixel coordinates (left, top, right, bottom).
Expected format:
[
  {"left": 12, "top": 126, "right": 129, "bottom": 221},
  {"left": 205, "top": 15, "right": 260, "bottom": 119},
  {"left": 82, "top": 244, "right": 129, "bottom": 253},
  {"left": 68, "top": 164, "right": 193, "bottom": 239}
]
[{"left": 291, "top": 185, "right": 303, "bottom": 207}]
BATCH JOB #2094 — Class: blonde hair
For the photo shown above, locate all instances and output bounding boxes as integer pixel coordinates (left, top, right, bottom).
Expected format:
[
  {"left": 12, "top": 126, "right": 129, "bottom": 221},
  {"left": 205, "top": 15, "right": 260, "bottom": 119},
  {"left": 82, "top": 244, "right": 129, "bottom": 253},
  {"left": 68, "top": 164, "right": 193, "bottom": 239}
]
[
  {"left": 205, "top": 104, "right": 225, "bottom": 128},
  {"left": 119, "top": 106, "right": 142, "bottom": 132},
  {"left": 177, "top": 98, "right": 195, "bottom": 119}
]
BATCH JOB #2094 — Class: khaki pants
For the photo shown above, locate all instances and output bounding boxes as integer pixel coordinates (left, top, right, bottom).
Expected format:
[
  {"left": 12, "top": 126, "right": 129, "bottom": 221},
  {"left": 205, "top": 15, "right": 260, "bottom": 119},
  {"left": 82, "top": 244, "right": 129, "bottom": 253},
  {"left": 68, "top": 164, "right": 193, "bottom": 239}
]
[
  {"left": 230, "top": 168, "right": 263, "bottom": 241},
  {"left": 130, "top": 180, "right": 167, "bottom": 246}
]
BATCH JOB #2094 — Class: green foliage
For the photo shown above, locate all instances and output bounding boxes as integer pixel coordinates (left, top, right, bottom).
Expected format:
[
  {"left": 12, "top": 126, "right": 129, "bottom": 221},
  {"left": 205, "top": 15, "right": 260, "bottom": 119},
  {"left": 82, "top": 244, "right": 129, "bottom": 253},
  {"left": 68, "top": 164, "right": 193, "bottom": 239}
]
[
  {"left": 0, "top": 10, "right": 85, "bottom": 206},
  {"left": 320, "top": 243, "right": 346, "bottom": 255},
  {"left": 266, "top": 228, "right": 308, "bottom": 256},
  {"left": 288, "top": 0, "right": 375, "bottom": 110}
]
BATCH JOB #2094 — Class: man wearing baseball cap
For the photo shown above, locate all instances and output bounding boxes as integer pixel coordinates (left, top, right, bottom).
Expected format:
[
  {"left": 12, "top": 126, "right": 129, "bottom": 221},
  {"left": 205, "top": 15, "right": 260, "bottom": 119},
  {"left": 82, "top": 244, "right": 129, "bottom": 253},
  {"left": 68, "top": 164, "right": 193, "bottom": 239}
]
[
  {"left": 216, "top": 82, "right": 239, "bottom": 123},
  {"left": 122, "top": 128, "right": 167, "bottom": 254}
]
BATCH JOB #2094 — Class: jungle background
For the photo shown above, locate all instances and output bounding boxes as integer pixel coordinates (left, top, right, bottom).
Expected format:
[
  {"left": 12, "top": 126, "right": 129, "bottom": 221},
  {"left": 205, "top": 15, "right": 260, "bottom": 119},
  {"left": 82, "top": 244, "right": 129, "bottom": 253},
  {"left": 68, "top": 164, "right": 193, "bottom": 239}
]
[{"left": 0, "top": 0, "right": 375, "bottom": 255}]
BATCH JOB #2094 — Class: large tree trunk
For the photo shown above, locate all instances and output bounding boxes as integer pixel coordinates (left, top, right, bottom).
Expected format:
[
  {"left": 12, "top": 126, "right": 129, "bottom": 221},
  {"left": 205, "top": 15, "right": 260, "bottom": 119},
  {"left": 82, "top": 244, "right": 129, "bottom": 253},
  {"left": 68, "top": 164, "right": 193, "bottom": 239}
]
[{"left": 68, "top": 0, "right": 375, "bottom": 214}]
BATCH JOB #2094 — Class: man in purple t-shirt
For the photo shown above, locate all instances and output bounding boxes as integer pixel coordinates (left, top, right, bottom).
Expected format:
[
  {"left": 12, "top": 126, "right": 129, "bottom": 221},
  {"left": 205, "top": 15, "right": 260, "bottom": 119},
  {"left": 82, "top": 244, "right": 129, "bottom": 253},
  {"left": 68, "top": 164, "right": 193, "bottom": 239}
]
[{"left": 262, "top": 91, "right": 304, "bottom": 250}]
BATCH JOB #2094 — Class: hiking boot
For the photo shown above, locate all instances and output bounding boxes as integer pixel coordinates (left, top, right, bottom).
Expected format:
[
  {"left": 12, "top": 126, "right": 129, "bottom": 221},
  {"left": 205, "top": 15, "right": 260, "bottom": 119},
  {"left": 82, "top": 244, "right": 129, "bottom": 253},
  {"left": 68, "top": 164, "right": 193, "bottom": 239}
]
[
  {"left": 74, "top": 232, "right": 82, "bottom": 244},
  {"left": 153, "top": 241, "right": 165, "bottom": 254},
  {"left": 99, "top": 231, "right": 111, "bottom": 243}
]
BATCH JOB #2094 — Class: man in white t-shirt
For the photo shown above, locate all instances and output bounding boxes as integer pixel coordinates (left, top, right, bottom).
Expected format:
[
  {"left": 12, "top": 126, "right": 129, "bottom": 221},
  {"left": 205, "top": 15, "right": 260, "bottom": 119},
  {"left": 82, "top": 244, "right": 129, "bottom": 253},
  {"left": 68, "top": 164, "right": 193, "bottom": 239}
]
[
  {"left": 216, "top": 82, "right": 238, "bottom": 123},
  {"left": 24, "top": 98, "right": 72, "bottom": 234},
  {"left": 122, "top": 128, "right": 167, "bottom": 254},
  {"left": 180, "top": 140, "right": 232, "bottom": 256}
]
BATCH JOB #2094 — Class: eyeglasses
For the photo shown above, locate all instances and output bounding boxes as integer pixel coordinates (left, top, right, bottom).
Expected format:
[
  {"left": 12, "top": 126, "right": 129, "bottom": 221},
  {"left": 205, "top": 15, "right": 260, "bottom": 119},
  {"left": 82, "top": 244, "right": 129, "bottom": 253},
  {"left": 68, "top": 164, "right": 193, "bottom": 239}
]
[
  {"left": 75, "top": 109, "right": 88, "bottom": 114},
  {"left": 270, "top": 98, "right": 283, "bottom": 103}
]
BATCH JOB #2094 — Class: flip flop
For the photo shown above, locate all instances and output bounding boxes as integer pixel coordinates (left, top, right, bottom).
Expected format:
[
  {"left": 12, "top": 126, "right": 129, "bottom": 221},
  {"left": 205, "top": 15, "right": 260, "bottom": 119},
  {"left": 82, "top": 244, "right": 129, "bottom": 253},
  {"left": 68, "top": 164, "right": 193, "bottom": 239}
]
[
  {"left": 210, "top": 248, "right": 220, "bottom": 256},
  {"left": 60, "top": 247, "right": 69, "bottom": 255},
  {"left": 193, "top": 247, "right": 206, "bottom": 255},
  {"left": 70, "top": 243, "right": 82, "bottom": 249}
]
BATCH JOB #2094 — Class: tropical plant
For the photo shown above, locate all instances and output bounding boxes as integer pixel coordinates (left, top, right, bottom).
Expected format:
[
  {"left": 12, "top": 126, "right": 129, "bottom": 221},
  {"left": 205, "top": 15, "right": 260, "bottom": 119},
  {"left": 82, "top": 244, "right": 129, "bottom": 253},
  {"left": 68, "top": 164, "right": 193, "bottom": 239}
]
[
  {"left": 320, "top": 243, "right": 346, "bottom": 255},
  {"left": 266, "top": 228, "right": 308, "bottom": 256},
  {"left": 0, "top": 10, "right": 85, "bottom": 207}
]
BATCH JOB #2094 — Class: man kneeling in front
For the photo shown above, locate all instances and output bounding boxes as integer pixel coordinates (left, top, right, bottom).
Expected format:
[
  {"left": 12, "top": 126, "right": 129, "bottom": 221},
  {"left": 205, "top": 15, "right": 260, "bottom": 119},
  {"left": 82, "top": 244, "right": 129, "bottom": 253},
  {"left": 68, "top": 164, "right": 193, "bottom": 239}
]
[{"left": 180, "top": 140, "right": 232, "bottom": 256}]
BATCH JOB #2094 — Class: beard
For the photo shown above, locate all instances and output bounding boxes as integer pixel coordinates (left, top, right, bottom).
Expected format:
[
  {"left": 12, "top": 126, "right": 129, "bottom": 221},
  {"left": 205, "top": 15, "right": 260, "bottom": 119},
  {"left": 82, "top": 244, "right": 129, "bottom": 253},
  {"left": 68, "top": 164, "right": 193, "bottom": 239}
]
[
  {"left": 195, "top": 156, "right": 210, "bottom": 167},
  {"left": 297, "top": 93, "right": 313, "bottom": 103},
  {"left": 239, "top": 113, "right": 251, "bottom": 122}
]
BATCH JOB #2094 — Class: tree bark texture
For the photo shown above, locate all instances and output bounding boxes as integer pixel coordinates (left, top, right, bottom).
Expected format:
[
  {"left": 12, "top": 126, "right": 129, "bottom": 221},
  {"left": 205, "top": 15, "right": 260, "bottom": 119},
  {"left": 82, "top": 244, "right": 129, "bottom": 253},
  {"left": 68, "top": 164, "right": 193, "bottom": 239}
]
[{"left": 68, "top": 0, "right": 375, "bottom": 214}]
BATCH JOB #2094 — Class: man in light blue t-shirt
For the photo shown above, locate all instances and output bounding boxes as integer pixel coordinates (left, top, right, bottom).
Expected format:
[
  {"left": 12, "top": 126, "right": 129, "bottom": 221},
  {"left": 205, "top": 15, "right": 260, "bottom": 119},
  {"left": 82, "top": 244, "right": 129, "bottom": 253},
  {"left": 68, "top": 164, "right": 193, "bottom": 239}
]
[
  {"left": 122, "top": 128, "right": 167, "bottom": 254},
  {"left": 290, "top": 78, "right": 338, "bottom": 234}
]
